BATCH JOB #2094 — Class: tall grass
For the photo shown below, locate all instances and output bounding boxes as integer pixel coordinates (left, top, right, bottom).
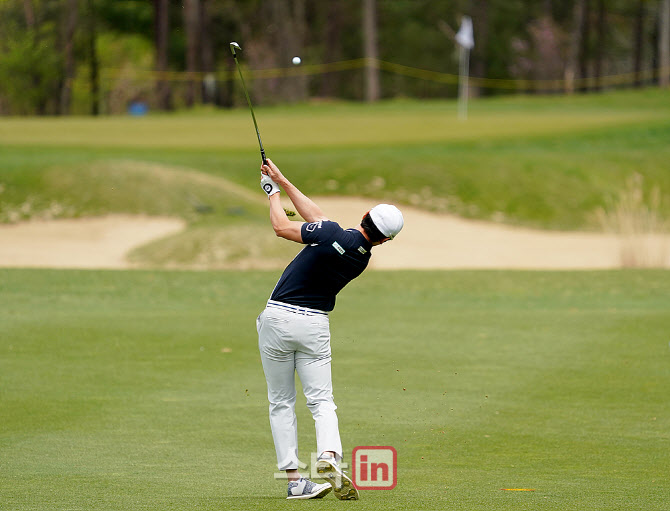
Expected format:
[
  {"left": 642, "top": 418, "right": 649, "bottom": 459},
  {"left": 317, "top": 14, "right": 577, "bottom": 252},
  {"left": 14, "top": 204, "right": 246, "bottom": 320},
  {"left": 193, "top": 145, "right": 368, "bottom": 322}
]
[{"left": 593, "top": 173, "right": 669, "bottom": 267}]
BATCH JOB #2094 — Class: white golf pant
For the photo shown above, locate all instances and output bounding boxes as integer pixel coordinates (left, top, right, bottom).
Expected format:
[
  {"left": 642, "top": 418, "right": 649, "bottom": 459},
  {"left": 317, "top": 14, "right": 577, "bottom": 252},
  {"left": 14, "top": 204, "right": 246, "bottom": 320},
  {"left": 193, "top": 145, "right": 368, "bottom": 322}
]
[{"left": 257, "top": 300, "right": 342, "bottom": 471}]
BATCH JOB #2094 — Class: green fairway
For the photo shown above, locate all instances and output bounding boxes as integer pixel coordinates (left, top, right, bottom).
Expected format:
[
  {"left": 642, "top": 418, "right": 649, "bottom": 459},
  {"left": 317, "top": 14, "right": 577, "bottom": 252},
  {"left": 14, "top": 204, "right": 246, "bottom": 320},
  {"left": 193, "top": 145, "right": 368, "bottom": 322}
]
[{"left": 1, "top": 269, "right": 668, "bottom": 510}]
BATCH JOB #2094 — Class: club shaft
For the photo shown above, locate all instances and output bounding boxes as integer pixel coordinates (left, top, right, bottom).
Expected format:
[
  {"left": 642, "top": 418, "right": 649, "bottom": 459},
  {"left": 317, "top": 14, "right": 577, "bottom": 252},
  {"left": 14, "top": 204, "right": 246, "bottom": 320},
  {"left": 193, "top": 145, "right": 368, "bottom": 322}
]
[{"left": 233, "top": 56, "right": 267, "bottom": 165}]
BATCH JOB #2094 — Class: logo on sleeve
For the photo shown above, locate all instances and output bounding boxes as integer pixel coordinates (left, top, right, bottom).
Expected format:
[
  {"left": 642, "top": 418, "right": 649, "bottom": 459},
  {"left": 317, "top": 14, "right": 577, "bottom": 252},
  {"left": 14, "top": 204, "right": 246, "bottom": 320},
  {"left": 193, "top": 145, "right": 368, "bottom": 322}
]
[
  {"left": 306, "top": 221, "right": 323, "bottom": 233},
  {"left": 358, "top": 246, "right": 368, "bottom": 254},
  {"left": 332, "top": 241, "right": 345, "bottom": 255}
]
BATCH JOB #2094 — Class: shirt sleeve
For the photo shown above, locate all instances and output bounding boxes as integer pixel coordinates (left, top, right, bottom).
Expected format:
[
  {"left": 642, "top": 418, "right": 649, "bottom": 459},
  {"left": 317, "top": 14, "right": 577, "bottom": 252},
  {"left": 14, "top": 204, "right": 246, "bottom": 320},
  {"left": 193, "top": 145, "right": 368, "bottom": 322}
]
[{"left": 301, "top": 220, "right": 341, "bottom": 244}]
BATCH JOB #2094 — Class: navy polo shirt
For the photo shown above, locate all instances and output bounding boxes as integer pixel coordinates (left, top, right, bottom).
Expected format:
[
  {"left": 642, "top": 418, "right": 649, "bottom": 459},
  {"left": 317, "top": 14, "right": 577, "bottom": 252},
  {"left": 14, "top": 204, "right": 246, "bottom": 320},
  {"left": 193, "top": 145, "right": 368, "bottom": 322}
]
[{"left": 270, "top": 220, "right": 373, "bottom": 312}]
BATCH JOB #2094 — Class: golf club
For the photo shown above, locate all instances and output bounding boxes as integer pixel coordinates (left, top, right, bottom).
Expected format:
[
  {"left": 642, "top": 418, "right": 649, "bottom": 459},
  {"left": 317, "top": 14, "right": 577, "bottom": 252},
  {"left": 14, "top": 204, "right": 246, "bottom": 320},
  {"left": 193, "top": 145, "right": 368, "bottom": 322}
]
[
  {"left": 230, "top": 42, "right": 294, "bottom": 217},
  {"left": 230, "top": 42, "right": 267, "bottom": 166}
]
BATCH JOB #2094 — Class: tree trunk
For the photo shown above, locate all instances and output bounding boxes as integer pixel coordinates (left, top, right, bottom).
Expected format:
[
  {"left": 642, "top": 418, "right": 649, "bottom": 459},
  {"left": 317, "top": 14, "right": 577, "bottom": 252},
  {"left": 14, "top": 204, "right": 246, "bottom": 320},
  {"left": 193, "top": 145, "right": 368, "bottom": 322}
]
[
  {"left": 363, "top": 0, "right": 380, "bottom": 102},
  {"left": 633, "top": 0, "right": 645, "bottom": 87},
  {"left": 290, "top": 0, "right": 307, "bottom": 101},
  {"left": 184, "top": 0, "right": 200, "bottom": 107},
  {"left": 660, "top": 0, "right": 670, "bottom": 87},
  {"left": 268, "top": 0, "right": 307, "bottom": 103},
  {"left": 471, "top": 0, "right": 488, "bottom": 97},
  {"left": 594, "top": 0, "right": 606, "bottom": 91},
  {"left": 200, "top": 0, "right": 216, "bottom": 104},
  {"left": 565, "top": 0, "right": 584, "bottom": 94},
  {"left": 578, "top": 0, "right": 591, "bottom": 91},
  {"left": 22, "top": 0, "right": 43, "bottom": 113},
  {"left": 154, "top": 0, "right": 172, "bottom": 110},
  {"left": 59, "top": 0, "right": 79, "bottom": 115},
  {"left": 320, "top": 1, "right": 343, "bottom": 98},
  {"left": 87, "top": 0, "right": 99, "bottom": 115},
  {"left": 23, "top": 0, "right": 35, "bottom": 28}
]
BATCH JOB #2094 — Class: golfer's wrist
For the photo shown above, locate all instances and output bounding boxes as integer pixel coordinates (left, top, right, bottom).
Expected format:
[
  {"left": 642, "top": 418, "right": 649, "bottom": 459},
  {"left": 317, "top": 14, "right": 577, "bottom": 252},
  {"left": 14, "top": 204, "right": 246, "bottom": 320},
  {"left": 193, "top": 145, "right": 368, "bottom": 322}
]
[{"left": 274, "top": 175, "right": 289, "bottom": 188}]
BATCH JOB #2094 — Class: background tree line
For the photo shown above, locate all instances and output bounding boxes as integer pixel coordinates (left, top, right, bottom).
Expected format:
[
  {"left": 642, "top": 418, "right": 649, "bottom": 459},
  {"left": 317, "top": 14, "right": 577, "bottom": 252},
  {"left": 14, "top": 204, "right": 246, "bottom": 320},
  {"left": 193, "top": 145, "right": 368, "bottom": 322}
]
[{"left": 0, "top": 0, "right": 669, "bottom": 115}]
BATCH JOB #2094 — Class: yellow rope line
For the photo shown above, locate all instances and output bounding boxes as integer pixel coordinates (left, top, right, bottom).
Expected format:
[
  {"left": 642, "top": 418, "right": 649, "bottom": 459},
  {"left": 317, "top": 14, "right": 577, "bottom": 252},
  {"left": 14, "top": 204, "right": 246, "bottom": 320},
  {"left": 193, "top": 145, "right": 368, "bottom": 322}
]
[{"left": 100, "top": 58, "right": 670, "bottom": 91}]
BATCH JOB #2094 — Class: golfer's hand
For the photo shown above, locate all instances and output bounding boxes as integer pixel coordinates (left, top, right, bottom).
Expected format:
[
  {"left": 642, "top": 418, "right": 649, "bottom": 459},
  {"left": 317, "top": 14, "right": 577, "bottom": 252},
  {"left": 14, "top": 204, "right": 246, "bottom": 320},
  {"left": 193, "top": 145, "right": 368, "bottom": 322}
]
[
  {"left": 261, "top": 158, "right": 285, "bottom": 185},
  {"left": 260, "top": 172, "right": 280, "bottom": 197}
]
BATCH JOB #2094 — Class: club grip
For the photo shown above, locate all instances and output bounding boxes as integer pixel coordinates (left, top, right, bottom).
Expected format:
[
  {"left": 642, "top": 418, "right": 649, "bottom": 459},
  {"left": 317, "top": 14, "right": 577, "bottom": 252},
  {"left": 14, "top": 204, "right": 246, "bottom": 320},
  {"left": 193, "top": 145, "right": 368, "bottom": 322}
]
[{"left": 261, "top": 150, "right": 267, "bottom": 166}]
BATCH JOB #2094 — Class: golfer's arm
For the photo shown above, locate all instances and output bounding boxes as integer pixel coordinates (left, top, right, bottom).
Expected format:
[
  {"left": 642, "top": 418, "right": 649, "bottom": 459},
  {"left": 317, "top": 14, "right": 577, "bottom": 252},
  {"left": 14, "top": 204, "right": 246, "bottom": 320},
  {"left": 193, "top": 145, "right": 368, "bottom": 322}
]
[
  {"left": 269, "top": 193, "right": 303, "bottom": 242},
  {"left": 277, "top": 177, "right": 328, "bottom": 222}
]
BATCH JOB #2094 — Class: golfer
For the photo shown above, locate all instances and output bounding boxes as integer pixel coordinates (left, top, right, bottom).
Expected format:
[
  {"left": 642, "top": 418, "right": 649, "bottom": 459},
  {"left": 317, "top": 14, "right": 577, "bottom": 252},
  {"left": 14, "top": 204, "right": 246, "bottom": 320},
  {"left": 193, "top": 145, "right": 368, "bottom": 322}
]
[{"left": 256, "top": 158, "right": 403, "bottom": 500}]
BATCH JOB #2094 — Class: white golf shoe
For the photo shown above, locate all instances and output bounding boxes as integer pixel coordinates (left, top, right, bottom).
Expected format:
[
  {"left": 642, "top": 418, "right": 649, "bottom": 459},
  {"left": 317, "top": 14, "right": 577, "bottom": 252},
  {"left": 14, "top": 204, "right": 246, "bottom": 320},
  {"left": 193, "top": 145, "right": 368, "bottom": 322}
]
[
  {"left": 286, "top": 477, "right": 332, "bottom": 500},
  {"left": 315, "top": 455, "right": 360, "bottom": 500}
]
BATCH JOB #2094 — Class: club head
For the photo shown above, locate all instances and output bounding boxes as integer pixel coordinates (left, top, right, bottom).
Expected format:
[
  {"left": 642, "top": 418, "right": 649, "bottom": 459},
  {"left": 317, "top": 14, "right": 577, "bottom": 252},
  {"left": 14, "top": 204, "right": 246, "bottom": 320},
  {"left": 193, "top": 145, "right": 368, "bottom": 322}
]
[{"left": 230, "top": 42, "right": 241, "bottom": 56}]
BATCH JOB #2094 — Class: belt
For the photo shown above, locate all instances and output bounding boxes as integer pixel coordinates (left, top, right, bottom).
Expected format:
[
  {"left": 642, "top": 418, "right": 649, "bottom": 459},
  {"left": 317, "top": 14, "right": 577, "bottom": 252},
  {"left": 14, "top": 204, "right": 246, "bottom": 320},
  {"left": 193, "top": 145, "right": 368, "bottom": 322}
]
[{"left": 266, "top": 300, "right": 329, "bottom": 316}]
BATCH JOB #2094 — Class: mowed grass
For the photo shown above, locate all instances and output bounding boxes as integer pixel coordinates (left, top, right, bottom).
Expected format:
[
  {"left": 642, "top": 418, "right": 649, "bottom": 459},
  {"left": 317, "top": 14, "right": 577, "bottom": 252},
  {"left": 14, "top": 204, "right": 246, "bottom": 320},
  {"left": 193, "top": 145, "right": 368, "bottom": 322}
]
[
  {"left": 1, "top": 88, "right": 670, "bottom": 236},
  {"left": 1, "top": 269, "right": 669, "bottom": 510},
  {"left": 0, "top": 93, "right": 663, "bottom": 150}
]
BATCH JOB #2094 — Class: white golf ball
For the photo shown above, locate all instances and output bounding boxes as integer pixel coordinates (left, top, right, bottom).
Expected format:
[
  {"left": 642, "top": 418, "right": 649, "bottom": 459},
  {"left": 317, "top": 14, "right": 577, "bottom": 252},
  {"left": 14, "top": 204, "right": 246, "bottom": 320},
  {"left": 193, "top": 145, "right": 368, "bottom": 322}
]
[{"left": 292, "top": 56, "right": 301, "bottom": 65}]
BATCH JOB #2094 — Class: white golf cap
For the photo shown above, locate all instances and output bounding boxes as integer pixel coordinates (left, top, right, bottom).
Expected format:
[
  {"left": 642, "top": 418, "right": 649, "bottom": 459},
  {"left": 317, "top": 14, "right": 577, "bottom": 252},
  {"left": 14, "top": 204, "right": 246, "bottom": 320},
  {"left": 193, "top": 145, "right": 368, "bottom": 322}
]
[{"left": 369, "top": 204, "right": 404, "bottom": 240}]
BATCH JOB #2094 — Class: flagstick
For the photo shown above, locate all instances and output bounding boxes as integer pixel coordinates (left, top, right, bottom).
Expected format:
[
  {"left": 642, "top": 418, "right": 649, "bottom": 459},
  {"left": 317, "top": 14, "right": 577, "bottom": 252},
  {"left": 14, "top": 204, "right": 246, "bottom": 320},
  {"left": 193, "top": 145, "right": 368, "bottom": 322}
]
[{"left": 458, "top": 45, "right": 470, "bottom": 120}]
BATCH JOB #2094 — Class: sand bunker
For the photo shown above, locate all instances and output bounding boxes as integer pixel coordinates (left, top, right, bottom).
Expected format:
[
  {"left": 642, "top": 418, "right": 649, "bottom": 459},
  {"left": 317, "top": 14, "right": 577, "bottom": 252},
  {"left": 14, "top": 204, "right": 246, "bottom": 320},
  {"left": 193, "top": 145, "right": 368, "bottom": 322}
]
[
  {"left": 0, "top": 215, "right": 185, "bottom": 269},
  {"left": 0, "top": 199, "right": 668, "bottom": 270},
  {"left": 315, "top": 197, "right": 670, "bottom": 270}
]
